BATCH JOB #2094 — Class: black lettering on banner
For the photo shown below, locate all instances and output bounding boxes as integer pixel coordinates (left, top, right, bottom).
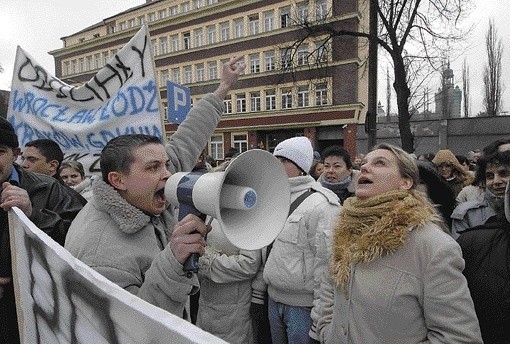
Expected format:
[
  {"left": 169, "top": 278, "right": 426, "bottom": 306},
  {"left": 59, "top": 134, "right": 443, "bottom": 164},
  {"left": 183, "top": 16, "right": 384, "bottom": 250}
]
[
  {"left": 131, "top": 35, "right": 148, "bottom": 77},
  {"left": 23, "top": 228, "right": 120, "bottom": 343}
]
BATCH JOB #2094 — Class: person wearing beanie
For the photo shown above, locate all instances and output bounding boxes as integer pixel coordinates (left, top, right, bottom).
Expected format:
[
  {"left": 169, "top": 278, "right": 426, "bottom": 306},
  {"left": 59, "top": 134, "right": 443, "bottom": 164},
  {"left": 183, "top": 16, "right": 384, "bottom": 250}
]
[
  {"left": 0, "top": 117, "right": 87, "bottom": 343},
  {"left": 262, "top": 136, "right": 340, "bottom": 343},
  {"left": 432, "top": 149, "right": 473, "bottom": 199},
  {"left": 317, "top": 145, "right": 359, "bottom": 205}
]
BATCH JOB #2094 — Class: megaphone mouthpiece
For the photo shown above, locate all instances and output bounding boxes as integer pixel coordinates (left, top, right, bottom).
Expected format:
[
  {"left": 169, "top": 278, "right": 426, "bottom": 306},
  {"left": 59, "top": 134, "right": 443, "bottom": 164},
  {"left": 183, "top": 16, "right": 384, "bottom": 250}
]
[{"left": 220, "top": 184, "right": 257, "bottom": 210}]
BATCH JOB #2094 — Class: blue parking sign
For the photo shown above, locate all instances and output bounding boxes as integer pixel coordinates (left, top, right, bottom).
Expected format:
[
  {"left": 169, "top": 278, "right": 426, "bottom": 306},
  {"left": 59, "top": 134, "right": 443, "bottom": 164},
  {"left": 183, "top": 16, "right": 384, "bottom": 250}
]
[{"left": 167, "top": 81, "right": 191, "bottom": 124}]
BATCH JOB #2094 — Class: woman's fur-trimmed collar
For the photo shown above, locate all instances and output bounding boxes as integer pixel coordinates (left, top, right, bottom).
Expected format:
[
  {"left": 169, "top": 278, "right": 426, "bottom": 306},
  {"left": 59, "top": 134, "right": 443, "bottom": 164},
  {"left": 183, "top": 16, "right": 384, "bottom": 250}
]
[{"left": 330, "top": 189, "right": 443, "bottom": 287}]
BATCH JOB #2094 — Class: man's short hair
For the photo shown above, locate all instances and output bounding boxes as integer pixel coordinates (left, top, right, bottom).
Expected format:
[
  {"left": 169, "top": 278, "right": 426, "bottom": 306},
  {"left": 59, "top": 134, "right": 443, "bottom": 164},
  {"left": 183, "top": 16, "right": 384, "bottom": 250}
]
[
  {"left": 321, "top": 145, "right": 353, "bottom": 169},
  {"left": 100, "top": 134, "right": 162, "bottom": 183},
  {"left": 25, "top": 139, "right": 64, "bottom": 165}
]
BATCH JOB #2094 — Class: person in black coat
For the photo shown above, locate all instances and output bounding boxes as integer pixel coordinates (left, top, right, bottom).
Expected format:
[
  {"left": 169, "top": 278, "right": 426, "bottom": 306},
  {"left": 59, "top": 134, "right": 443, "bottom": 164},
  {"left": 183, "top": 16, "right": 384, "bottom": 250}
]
[
  {"left": 0, "top": 117, "right": 86, "bottom": 343},
  {"left": 457, "top": 181, "right": 510, "bottom": 344}
]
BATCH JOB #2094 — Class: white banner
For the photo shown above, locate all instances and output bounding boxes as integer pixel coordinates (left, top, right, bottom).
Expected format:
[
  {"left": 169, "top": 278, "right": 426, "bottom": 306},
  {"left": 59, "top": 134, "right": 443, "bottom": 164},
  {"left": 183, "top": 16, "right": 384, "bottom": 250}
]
[
  {"left": 8, "top": 207, "right": 225, "bottom": 343},
  {"left": 6, "top": 25, "right": 164, "bottom": 175}
]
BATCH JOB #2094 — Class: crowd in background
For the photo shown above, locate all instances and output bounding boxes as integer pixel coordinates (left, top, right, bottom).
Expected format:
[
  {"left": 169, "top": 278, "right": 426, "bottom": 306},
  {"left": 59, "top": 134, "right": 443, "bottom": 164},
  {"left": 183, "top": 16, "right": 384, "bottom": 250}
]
[{"left": 2, "top": 74, "right": 510, "bottom": 344}]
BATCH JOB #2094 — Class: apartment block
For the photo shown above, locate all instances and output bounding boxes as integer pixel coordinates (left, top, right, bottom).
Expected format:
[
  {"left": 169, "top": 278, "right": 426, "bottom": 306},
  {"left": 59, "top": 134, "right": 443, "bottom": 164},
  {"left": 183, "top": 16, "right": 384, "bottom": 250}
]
[{"left": 50, "top": 0, "right": 369, "bottom": 161}]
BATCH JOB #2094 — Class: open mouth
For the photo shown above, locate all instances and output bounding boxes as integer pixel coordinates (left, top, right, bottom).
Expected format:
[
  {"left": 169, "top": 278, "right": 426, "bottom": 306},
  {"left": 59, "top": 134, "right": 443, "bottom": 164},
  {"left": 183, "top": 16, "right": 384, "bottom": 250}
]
[
  {"left": 155, "top": 188, "right": 166, "bottom": 202},
  {"left": 357, "top": 176, "right": 373, "bottom": 185}
]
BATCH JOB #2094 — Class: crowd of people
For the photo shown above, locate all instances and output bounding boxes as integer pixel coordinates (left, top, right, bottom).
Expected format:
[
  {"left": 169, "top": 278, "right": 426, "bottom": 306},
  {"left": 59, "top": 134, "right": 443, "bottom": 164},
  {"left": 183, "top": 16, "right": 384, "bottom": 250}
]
[{"left": 1, "top": 55, "right": 509, "bottom": 343}]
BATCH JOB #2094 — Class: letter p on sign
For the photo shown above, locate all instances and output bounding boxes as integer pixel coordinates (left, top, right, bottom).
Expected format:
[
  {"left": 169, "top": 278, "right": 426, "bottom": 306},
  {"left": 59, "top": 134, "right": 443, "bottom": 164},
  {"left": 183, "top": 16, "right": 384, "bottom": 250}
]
[{"left": 167, "top": 80, "right": 191, "bottom": 124}]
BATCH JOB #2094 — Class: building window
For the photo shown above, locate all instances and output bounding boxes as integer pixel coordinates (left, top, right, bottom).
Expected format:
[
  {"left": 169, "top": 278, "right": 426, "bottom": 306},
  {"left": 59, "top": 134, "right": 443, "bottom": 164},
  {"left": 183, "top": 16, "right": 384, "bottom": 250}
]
[
  {"left": 315, "top": 83, "right": 328, "bottom": 105},
  {"left": 210, "top": 135, "right": 224, "bottom": 161},
  {"left": 128, "top": 18, "right": 136, "bottom": 28},
  {"left": 208, "top": 61, "right": 218, "bottom": 80},
  {"left": 183, "top": 32, "right": 191, "bottom": 49},
  {"left": 182, "top": 2, "right": 190, "bottom": 12},
  {"left": 265, "top": 89, "right": 276, "bottom": 110},
  {"left": 297, "top": 2, "right": 309, "bottom": 23},
  {"left": 85, "top": 56, "right": 92, "bottom": 71},
  {"left": 236, "top": 94, "right": 247, "bottom": 113},
  {"left": 160, "top": 70, "right": 169, "bottom": 87},
  {"left": 234, "top": 18, "right": 244, "bottom": 38},
  {"left": 160, "top": 37, "right": 168, "bottom": 54},
  {"left": 207, "top": 0, "right": 216, "bottom": 5},
  {"left": 281, "top": 49, "right": 292, "bottom": 70},
  {"left": 250, "top": 54, "right": 260, "bottom": 73},
  {"left": 316, "top": 0, "right": 327, "bottom": 21},
  {"left": 264, "top": 11, "right": 274, "bottom": 32},
  {"left": 94, "top": 53, "right": 101, "bottom": 69},
  {"left": 220, "top": 21, "right": 230, "bottom": 41},
  {"left": 249, "top": 15, "right": 259, "bottom": 35},
  {"left": 64, "top": 61, "right": 70, "bottom": 75},
  {"left": 280, "top": 7, "right": 291, "bottom": 28},
  {"left": 194, "top": 0, "right": 201, "bottom": 9},
  {"left": 138, "top": 16, "right": 145, "bottom": 25},
  {"left": 103, "top": 52, "right": 109, "bottom": 66},
  {"left": 232, "top": 133, "right": 248, "bottom": 154},
  {"left": 250, "top": 92, "right": 261, "bottom": 112},
  {"left": 281, "top": 88, "right": 293, "bottom": 109},
  {"left": 297, "top": 44, "right": 309, "bottom": 66},
  {"left": 79, "top": 58, "right": 84, "bottom": 73},
  {"left": 298, "top": 85, "right": 309, "bottom": 107},
  {"left": 120, "top": 22, "right": 127, "bottom": 31},
  {"left": 196, "top": 63, "right": 204, "bottom": 82},
  {"left": 172, "top": 68, "right": 181, "bottom": 83},
  {"left": 265, "top": 51, "right": 275, "bottom": 71},
  {"left": 194, "top": 29, "right": 204, "bottom": 47},
  {"left": 170, "top": 6, "right": 178, "bottom": 15},
  {"left": 93, "top": 33, "right": 100, "bottom": 39},
  {"left": 171, "top": 35, "right": 179, "bottom": 51},
  {"left": 151, "top": 39, "right": 157, "bottom": 55},
  {"left": 224, "top": 96, "right": 232, "bottom": 114},
  {"left": 207, "top": 25, "right": 216, "bottom": 44},
  {"left": 148, "top": 12, "right": 156, "bottom": 22},
  {"left": 184, "top": 66, "right": 192, "bottom": 83},
  {"left": 159, "top": 9, "right": 168, "bottom": 19},
  {"left": 315, "top": 40, "right": 328, "bottom": 63}
]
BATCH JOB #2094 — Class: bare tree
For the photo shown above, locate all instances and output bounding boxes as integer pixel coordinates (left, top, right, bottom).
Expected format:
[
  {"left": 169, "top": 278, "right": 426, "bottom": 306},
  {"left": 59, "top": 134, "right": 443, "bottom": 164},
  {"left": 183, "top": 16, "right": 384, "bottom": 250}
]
[
  {"left": 462, "top": 58, "right": 470, "bottom": 117},
  {"left": 483, "top": 19, "right": 503, "bottom": 117},
  {"left": 287, "top": 0, "right": 471, "bottom": 152}
]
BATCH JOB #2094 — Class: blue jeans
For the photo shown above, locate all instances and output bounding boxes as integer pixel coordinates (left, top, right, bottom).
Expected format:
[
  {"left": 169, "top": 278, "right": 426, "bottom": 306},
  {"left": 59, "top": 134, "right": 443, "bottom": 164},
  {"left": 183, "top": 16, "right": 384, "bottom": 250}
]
[{"left": 268, "top": 297, "right": 317, "bottom": 344}]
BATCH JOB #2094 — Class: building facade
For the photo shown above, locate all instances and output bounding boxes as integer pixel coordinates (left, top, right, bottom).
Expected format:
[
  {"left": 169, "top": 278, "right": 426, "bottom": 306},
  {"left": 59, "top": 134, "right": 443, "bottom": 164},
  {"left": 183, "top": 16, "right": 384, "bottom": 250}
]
[{"left": 50, "top": 0, "right": 369, "bottom": 162}]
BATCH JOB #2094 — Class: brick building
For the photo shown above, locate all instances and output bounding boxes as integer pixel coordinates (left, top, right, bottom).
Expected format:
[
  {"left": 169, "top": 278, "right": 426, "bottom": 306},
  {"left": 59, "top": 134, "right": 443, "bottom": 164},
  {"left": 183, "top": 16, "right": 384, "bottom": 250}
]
[{"left": 49, "top": 0, "right": 369, "bottom": 161}]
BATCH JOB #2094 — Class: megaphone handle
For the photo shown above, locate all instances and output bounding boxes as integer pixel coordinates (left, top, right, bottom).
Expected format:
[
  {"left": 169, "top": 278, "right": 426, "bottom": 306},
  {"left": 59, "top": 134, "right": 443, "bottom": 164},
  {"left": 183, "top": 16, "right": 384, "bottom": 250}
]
[{"left": 178, "top": 204, "right": 207, "bottom": 277}]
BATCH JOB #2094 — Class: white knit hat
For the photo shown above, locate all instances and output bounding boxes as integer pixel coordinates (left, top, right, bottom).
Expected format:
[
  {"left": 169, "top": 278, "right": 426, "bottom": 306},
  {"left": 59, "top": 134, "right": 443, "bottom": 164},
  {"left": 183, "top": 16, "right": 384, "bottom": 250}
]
[{"left": 273, "top": 137, "right": 314, "bottom": 173}]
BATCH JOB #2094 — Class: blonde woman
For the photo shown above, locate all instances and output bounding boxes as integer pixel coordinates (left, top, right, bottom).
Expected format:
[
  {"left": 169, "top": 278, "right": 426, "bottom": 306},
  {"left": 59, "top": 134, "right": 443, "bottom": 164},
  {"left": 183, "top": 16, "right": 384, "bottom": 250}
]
[{"left": 317, "top": 143, "right": 482, "bottom": 343}]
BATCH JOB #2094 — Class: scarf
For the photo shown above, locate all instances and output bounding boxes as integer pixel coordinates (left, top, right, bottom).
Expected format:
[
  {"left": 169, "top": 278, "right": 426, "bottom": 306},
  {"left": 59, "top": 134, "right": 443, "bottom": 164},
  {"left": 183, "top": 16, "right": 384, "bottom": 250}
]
[
  {"left": 319, "top": 174, "right": 353, "bottom": 203},
  {"left": 330, "top": 189, "right": 441, "bottom": 288}
]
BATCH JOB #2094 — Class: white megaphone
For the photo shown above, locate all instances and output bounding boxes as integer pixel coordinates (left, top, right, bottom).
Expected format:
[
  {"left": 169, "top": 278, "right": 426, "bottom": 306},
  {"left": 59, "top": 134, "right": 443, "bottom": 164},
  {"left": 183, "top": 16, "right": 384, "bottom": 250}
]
[{"left": 165, "top": 149, "right": 291, "bottom": 274}]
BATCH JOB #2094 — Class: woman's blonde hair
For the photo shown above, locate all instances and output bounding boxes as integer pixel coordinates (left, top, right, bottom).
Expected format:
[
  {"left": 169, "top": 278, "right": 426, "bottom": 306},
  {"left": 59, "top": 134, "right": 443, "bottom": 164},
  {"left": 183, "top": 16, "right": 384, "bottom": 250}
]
[
  {"left": 372, "top": 143, "right": 419, "bottom": 189},
  {"left": 59, "top": 160, "right": 85, "bottom": 179}
]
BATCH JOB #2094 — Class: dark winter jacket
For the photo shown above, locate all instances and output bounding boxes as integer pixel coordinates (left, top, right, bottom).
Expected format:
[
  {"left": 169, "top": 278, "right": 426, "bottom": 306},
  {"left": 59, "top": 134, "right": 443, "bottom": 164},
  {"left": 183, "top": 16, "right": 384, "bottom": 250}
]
[
  {"left": 1, "top": 165, "right": 86, "bottom": 277},
  {"left": 458, "top": 216, "right": 510, "bottom": 344}
]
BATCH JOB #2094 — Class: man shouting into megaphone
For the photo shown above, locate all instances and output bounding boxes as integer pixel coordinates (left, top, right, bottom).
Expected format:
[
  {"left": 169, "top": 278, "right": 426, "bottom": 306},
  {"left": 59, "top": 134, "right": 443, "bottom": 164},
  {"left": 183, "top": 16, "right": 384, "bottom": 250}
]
[{"left": 65, "top": 56, "right": 245, "bottom": 318}]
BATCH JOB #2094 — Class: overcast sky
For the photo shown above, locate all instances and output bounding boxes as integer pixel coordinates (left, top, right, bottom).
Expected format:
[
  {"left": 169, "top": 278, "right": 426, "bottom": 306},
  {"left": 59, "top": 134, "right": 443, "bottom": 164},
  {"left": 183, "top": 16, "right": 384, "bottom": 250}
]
[{"left": 1, "top": 0, "right": 509, "bottom": 116}]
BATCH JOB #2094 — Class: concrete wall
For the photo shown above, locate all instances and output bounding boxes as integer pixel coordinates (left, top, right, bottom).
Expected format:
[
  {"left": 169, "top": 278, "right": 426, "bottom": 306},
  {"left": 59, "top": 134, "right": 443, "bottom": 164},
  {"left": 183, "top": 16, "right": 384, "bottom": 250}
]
[{"left": 356, "top": 115, "right": 510, "bottom": 156}]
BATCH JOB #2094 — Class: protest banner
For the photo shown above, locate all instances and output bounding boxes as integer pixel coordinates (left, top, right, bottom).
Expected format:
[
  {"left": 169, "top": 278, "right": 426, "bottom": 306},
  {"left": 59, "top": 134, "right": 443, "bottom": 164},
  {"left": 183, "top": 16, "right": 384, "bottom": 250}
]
[
  {"left": 8, "top": 207, "right": 225, "bottom": 343},
  {"left": 7, "top": 25, "right": 164, "bottom": 176}
]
